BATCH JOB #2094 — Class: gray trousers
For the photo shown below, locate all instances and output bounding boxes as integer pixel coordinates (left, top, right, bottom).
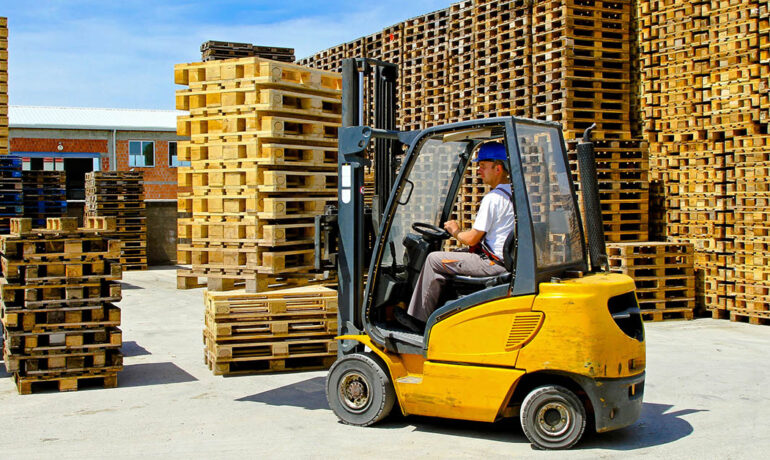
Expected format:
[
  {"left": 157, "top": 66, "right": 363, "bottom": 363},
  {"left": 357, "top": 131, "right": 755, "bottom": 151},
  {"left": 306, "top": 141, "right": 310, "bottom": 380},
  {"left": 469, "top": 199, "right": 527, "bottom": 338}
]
[{"left": 407, "top": 251, "right": 507, "bottom": 322}]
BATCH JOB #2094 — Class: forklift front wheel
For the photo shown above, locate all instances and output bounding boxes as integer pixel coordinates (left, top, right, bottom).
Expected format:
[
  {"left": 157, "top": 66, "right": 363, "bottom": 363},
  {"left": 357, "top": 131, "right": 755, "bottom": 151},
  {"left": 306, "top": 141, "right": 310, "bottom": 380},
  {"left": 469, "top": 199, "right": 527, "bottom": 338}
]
[
  {"left": 520, "top": 385, "right": 587, "bottom": 450},
  {"left": 326, "top": 353, "right": 396, "bottom": 426}
]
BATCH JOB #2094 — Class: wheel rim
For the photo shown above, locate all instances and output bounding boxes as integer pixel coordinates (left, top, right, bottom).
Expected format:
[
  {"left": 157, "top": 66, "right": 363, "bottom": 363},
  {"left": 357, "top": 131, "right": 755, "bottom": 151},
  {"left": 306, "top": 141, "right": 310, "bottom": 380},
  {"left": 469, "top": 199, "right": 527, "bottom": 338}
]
[
  {"left": 535, "top": 402, "right": 571, "bottom": 438},
  {"left": 339, "top": 371, "right": 371, "bottom": 413}
]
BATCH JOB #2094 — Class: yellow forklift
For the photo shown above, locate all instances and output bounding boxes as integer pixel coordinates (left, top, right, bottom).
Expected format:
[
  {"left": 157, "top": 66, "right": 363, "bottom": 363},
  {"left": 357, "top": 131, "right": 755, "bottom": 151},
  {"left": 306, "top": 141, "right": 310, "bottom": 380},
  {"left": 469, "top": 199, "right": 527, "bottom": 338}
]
[{"left": 316, "top": 59, "right": 645, "bottom": 450}]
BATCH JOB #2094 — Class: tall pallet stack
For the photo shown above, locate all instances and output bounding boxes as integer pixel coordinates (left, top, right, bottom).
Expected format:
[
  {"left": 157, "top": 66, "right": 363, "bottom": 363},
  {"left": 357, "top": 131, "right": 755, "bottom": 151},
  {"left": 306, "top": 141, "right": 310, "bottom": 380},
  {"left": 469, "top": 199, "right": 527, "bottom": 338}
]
[
  {"left": 22, "top": 171, "right": 66, "bottom": 227},
  {"left": 203, "top": 286, "right": 337, "bottom": 375},
  {"left": 174, "top": 57, "right": 342, "bottom": 292},
  {"left": 533, "top": 0, "right": 633, "bottom": 140},
  {"left": 0, "top": 156, "right": 22, "bottom": 234},
  {"left": 404, "top": 9, "right": 451, "bottom": 130},
  {"left": 608, "top": 242, "right": 696, "bottom": 321},
  {"left": 474, "top": 0, "right": 532, "bottom": 119},
  {"left": 732, "top": 0, "right": 770, "bottom": 325},
  {"left": 0, "top": 217, "right": 123, "bottom": 394},
  {"left": 535, "top": 0, "right": 649, "bottom": 243},
  {"left": 84, "top": 171, "right": 147, "bottom": 271},
  {"left": 639, "top": 0, "right": 770, "bottom": 322},
  {"left": 0, "top": 17, "right": 7, "bottom": 156}
]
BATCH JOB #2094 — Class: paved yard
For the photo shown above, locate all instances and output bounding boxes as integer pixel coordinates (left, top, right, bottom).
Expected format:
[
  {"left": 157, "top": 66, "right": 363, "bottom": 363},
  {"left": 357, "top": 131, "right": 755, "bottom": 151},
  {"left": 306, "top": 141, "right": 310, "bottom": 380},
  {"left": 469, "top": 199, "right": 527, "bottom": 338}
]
[{"left": 1, "top": 267, "right": 768, "bottom": 459}]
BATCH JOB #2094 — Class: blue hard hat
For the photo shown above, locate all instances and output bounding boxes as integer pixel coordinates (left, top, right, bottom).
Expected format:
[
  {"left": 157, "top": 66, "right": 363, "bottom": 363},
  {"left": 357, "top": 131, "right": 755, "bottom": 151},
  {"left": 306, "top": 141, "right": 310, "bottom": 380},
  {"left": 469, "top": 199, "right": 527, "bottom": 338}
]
[{"left": 472, "top": 142, "right": 507, "bottom": 162}]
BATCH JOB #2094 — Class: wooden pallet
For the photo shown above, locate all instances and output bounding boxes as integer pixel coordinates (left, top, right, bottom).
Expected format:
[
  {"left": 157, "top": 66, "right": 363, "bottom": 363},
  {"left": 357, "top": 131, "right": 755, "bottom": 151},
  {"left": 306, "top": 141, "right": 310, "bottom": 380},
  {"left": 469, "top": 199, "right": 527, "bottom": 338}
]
[
  {"left": 2, "top": 259, "right": 122, "bottom": 284},
  {"left": 14, "top": 370, "right": 119, "bottom": 395},
  {"left": 174, "top": 57, "right": 343, "bottom": 94},
  {"left": 203, "top": 332, "right": 337, "bottom": 362},
  {"left": 204, "top": 349, "right": 335, "bottom": 376},
  {"left": 2, "top": 303, "right": 121, "bottom": 331},
  {"left": 205, "top": 316, "right": 336, "bottom": 341},
  {"left": 205, "top": 286, "right": 337, "bottom": 317},
  {"left": 3, "top": 348, "right": 122, "bottom": 373},
  {"left": 727, "top": 307, "right": 770, "bottom": 326},
  {"left": 179, "top": 141, "right": 337, "bottom": 167},
  {"left": 178, "top": 86, "right": 341, "bottom": 118},
  {"left": 3, "top": 327, "right": 122, "bottom": 354},
  {"left": 177, "top": 268, "right": 334, "bottom": 292},
  {"left": 640, "top": 308, "right": 694, "bottom": 322},
  {"left": 188, "top": 168, "right": 337, "bottom": 194}
]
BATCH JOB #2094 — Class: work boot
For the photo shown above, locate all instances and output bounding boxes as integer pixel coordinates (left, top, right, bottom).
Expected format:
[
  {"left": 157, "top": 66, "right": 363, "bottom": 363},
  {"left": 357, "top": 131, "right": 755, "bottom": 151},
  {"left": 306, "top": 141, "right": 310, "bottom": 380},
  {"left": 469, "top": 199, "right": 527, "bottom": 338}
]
[{"left": 394, "top": 308, "right": 423, "bottom": 334}]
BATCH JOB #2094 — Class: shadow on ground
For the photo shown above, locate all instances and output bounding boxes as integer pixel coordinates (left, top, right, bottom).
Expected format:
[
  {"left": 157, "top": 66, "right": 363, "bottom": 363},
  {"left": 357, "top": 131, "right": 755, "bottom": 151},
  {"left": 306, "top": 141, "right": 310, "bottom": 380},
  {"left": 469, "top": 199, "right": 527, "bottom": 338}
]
[
  {"left": 237, "top": 376, "right": 329, "bottom": 410},
  {"left": 119, "top": 362, "right": 197, "bottom": 387},
  {"left": 238, "top": 377, "right": 700, "bottom": 450},
  {"left": 119, "top": 282, "right": 143, "bottom": 290},
  {"left": 580, "top": 402, "right": 704, "bottom": 450},
  {"left": 121, "top": 341, "right": 152, "bottom": 357}
]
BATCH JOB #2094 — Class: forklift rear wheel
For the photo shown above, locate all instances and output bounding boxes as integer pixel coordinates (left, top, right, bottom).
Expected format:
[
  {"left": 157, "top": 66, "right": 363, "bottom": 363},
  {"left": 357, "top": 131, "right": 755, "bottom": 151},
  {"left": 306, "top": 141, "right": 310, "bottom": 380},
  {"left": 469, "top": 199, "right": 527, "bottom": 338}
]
[
  {"left": 520, "top": 385, "right": 587, "bottom": 450},
  {"left": 326, "top": 353, "right": 396, "bottom": 426}
]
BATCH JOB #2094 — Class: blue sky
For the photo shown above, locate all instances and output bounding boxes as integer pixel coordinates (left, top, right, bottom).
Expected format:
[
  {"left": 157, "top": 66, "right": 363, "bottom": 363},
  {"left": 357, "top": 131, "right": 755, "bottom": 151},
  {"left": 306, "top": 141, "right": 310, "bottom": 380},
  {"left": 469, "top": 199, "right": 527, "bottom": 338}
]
[{"left": 3, "top": 1, "right": 452, "bottom": 110}]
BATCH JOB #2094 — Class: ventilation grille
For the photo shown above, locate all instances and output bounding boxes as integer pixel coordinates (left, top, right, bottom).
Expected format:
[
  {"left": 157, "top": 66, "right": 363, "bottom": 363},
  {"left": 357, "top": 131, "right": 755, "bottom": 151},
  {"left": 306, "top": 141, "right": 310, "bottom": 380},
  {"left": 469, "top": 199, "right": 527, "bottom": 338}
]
[{"left": 505, "top": 312, "right": 544, "bottom": 351}]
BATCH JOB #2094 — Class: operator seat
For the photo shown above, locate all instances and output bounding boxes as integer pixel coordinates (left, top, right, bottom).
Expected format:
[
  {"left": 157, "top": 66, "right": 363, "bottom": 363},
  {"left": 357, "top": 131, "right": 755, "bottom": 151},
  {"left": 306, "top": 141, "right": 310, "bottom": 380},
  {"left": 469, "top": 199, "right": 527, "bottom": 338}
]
[{"left": 448, "top": 228, "right": 515, "bottom": 289}]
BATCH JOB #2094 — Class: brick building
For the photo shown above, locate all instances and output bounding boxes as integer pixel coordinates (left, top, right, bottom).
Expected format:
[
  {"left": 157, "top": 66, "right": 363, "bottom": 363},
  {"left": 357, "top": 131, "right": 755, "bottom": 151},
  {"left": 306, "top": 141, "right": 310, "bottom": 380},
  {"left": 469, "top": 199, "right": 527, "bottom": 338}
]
[{"left": 9, "top": 106, "right": 187, "bottom": 199}]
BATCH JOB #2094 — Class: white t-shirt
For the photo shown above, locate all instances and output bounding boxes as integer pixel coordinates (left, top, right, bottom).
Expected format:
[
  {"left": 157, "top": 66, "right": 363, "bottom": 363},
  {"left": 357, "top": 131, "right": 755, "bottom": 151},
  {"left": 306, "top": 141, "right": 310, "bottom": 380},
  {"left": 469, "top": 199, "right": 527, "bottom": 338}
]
[{"left": 472, "top": 184, "right": 515, "bottom": 259}]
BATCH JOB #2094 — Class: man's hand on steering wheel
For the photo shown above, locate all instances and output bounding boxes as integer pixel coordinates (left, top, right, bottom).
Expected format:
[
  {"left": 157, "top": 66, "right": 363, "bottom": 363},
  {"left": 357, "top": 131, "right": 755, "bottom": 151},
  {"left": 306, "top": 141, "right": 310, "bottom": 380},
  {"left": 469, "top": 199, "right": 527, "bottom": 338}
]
[{"left": 443, "top": 220, "right": 460, "bottom": 239}]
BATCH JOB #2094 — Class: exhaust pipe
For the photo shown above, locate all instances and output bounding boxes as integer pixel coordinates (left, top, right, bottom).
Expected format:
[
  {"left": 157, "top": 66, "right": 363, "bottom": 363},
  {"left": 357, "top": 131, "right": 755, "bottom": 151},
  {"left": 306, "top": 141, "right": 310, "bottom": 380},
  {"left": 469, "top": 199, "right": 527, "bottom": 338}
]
[{"left": 576, "top": 124, "right": 609, "bottom": 272}]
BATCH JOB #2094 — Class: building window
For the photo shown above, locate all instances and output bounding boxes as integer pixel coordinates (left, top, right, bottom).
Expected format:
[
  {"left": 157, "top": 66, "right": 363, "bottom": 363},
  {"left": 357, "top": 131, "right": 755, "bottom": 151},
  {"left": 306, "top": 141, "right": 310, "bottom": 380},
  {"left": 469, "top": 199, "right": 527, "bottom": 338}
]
[
  {"left": 129, "top": 141, "right": 154, "bottom": 167},
  {"left": 168, "top": 141, "right": 189, "bottom": 167}
]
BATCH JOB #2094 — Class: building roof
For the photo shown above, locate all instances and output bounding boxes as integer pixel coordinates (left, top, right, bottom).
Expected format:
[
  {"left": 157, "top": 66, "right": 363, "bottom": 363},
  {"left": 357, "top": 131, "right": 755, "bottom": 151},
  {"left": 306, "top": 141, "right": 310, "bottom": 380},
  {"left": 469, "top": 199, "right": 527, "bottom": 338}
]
[{"left": 9, "top": 106, "right": 184, "bottom": 132}]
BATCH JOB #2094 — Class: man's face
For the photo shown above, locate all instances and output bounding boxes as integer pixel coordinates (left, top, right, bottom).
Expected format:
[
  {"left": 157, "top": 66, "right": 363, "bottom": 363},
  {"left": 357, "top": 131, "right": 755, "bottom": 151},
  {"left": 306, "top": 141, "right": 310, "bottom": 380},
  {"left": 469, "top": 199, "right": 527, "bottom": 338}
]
[{"left": 477, "top": 160, "right": 500, "bottom": 185}]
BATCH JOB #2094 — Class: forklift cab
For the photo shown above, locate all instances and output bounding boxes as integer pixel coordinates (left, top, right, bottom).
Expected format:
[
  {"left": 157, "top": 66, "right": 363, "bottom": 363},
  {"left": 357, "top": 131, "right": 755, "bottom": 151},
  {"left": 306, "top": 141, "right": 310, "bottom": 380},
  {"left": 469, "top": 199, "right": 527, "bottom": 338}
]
[{"left": 364, "top": 118, "right": 586, "bottom": 352}]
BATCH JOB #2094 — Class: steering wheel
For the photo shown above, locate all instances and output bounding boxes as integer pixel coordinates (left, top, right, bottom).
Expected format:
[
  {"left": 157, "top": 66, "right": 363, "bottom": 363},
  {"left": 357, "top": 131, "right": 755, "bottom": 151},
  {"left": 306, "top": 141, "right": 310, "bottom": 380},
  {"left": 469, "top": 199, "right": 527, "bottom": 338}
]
[{"left": 412, "top": 222, "right": 451, "bottom": 240}]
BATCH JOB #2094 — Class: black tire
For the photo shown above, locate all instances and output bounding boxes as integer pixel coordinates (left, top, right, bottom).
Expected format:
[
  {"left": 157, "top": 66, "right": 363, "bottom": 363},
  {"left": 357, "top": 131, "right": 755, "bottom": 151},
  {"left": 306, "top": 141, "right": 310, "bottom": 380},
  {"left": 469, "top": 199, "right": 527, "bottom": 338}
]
[
  {"left": 520, "top": 385, "right": 587, "bottom": 450},
  {"left": 326, "top": 353, "right": 397, "bottom": 426}
]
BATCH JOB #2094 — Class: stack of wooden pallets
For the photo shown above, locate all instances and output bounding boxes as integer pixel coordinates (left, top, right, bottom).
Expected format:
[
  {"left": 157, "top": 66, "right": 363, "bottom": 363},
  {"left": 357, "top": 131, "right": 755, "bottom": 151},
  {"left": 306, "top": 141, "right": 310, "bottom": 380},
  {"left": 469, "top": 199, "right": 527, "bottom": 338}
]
[
  {"left": 22, "top": 171, "right": 66, "bottom": 227},
  {"left": 0, "top": 16, "right": 7, "bottom": 156},
  {"left": 474, "top": 0, "right": 532, "bottom": 119},
  {"left": 174, "top": 57, "right": 342, "bottom": 292},
  {"left": 638, "top": 0, "right": 770, "bottom": 323},
  {"left": 202, "top": 286, "right": 337, "bottom": 375},
  {"left": 568, "top": 139, "right": 650, "bottom": 242},
  {"left": 0, "top": 217, "right": 123, "bottom": 394},
  {"left": 718, "top": 1, "right": 770, "bottom": 325},
  {"left": 608, "top": 242, "right": 696, "bottom": 321},
  {"left": 201, "top": 41, "right": 295, "bottom": 63},
  {"left": 0, "top": 156, "right": 22, "bottom": 233},
  {"left": 85, "top": 171, "right": 147, "bottom": 271},
  {"left": 533, "top": 0, "right": 633, "bottom": 140}
]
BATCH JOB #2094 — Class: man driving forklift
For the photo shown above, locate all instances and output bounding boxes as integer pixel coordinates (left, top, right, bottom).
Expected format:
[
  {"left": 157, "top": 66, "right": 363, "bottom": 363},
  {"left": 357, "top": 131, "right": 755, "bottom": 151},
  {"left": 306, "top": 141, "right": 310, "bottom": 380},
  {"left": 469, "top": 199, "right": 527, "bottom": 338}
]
[{"left": 395, "top": 142, "right": 516, "bottom": 332}]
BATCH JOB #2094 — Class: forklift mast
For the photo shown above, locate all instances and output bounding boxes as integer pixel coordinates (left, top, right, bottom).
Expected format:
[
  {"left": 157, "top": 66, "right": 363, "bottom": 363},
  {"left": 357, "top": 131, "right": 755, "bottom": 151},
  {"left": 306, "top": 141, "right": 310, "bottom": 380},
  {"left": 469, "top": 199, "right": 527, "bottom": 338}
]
[{"left": 335, "top": 58, "right": 402, "bottom": 353}]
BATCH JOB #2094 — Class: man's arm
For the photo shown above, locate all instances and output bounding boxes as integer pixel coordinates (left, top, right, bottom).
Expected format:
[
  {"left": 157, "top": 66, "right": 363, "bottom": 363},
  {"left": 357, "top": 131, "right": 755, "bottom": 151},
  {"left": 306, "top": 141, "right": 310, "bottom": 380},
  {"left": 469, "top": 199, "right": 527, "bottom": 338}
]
[{"left": 444, "top": 220, "right": 485, "bottom": 246}]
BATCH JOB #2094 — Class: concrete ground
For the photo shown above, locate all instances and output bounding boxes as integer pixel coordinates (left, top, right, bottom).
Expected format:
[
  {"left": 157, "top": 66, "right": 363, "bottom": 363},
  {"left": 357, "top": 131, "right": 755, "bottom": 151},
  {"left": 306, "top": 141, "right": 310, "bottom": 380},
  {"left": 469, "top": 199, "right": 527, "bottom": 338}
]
[{"left": 1, "top": 267, "right": 768, "bottom": 459}]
